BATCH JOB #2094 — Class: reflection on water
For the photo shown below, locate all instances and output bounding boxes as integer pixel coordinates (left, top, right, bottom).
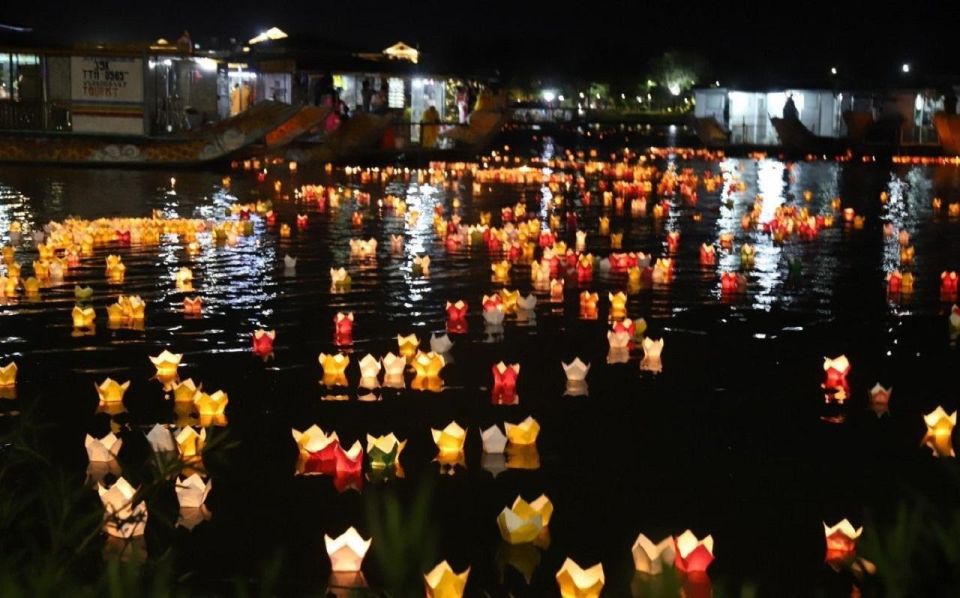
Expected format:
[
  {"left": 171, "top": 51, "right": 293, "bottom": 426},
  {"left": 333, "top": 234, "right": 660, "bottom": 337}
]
[{"left": 3, "top": 149, "right": 960, "bottom": 594}]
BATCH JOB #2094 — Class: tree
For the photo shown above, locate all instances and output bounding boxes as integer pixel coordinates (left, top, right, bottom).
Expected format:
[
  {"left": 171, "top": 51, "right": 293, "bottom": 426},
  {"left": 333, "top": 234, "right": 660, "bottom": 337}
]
[{"left": 648, "top": 51, "right": 707, "bottom": 96}]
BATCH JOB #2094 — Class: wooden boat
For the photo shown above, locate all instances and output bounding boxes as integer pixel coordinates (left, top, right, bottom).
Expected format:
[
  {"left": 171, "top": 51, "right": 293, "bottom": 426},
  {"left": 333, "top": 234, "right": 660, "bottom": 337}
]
[
  {"left": 0, "top": 101, "right": 302, "bottom": 166},
  {"left": 692, "top": 116, "right": 731, "bottom": 147},
  {"left": 769, "top": 117, "right": 843, "bottom": 155},
  {"left": 934, "top": 112, "right": 960, "bottom": 155}
]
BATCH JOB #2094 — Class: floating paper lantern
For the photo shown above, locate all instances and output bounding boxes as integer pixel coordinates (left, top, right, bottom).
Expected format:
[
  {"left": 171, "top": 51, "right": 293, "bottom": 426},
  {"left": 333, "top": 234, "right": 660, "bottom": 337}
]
[
  {"left": 550, "top": 279, "right": 565, "bottom": 302},
  {"left": 673, "top": 530, "right": 714, "bottom": 573},
  {"left": 699, "top": 244, "right": 716, "bottom": 266},
  {"left": 492, "top": 362, "right": 520, "bottom": 404},
  {"left": 358, "top": 354, "right": 382, "bottom": 388},
  {"left": 822, "top": 355, "right": 850, "bottom": 392},
  {"left": 280, "top": 223, "right": 291, "bottom": 238},
  {"left": 824, "top": 519, "right": 862, "bottom": 569},
  {"left": 642, "top": 337, "right": 664, "bottom": 360},
  {"left": 652, "top": 258, "right": 673, "bottom": 284},
  {"left": 720, "top": 271, "right": 746, "bottom": 293},
  {"left": 174, "top": 267, "right": 193, "bottom": 290},
  {"left": 176, "top": 426, "right": 207, "bottom": 464},
  {"left": 349, "top": 238, "right": 378, "bottom": 257},
  {"left": 105, "top": 255, "right": 126, "bottom": 282},
  {"left": 72, "top": 305, "right": 96, "bottom": 328},
  {"left": 598, "top": 216, "right": 610, "bottom": 236},
  {"left": 886, "top": 270, "right": 903, "bottom": 294},
  {"left": 666, "top": 230, "right": 680, "bottom": 253},
  {"left": 498, "top": 289, "right": 520, "bottom": 315},
  {"left": 0, "top": 361, "right": 17, "bottom": 387},
  {"left": 950, "top": 305, "right": 960, "bottom": 337},
  {"left": 413, "top": 351, "right": 446, "bottom": 378},
  {"left": 556, "top": 559, "right": 605, "bottom": 598},
  {"left": 330, "top": 268, "right": 352, "bottom": 290},
  {"left": 424, "top": 561, "right": 469, "bottom": 598},
  {"left": 740, "top": 243, "right": 755, "bottom": 266},
  {"left": 481, "top": 425, "right": 508, "bottom": 454},
  {"left": 173, "top": 379, "right": 200, "bottom": 403},
  {"left": 491, "top": 260, "right": 511, "bottom": 282},
  {"left": 608, "top": 330, "right": 631, "bottom": 350},
  {"left": 390, "top": 234, "right": 404, "bottom": 252},
  {"left": 446, "top": 300, "right": 468, "bottom": 333},
  {"left": 85, "top": 433, "right": 122, "bottom": 463},
  {"left": 719, "top": 232, "right": 734, "bottom": 249},
  {"left": 335, "top": 441, "right": 364, "bottom": 476},
  {"left": 252, "top": 329, "right": 275, "bottom": 355},
  {"left": 284, "top": 255, "right": 297, "bottom": 270},
  {"left": 505, "top": 416, "right": 540, "bottom": 447},
  {"left": 397, "top": 334, "right": 419, "bottom": 360},
  {"left": 366, "top": 433, "right": 406, "bottom": 469},
  {"left": 576, "top": 255, "right": 593, "bottom": 284},
  {"left": 497, "top": 495, "right": 554, "bottom": 544},
  {"left": 869, "top": 383, "right": 891, "bottom": 416},
  {"left": 382, "top": 352, "right": 406, "bottom": 378},
  {"left": 483, "top": 305, "right": 505, "bottom": 325},
  {"left": 183, "top": 296, "right": 202, "bottom": 315},
  {"left": 293, "top": 425, "right": 339, "bottom": 474},
  {"left": 325, "top": 527, "right": 372, "bottom": 573},
  {"left": 579, "top": 292, "right": 598, "bottom": 319},
  {"left": 150, "top": 350, "right": 183, "bottom": 377},
  {"left": 145, "top": 424, "right": 176, "bottom": 453},
  {"left": 562, "top": 358, "right": 590, "bottom": 382},
  {"left": 607, "top": 292, "right": 628, "bottom": 321},
  {"left": 96, "top": 378, "right": 130, "bottom": 404},
  {"left": 194, "top": 389, "right": 228, "bottom": 419},
  {"left": 431, "top": 421, "right": 467, "bottom": 457},
  {"left": 334, "top": 312, "right": 354, "bottom": 344},
  {"left": 923, "top": 406, "right": 956, "bottom": 457},
  {"left": 942, "top": 271, "right": 959, "bottom": 295},
  {"left": 99, "top": 477, "right": 147, "bottom": 538},
  {"left": 610, "top": 231, "right": 623, "bottom": 249},
  {"left": 517, "top": 294, "right": 537, "bottom": 311},
  {"left": 430, "top": 333, "right": 454, "bottom": 354},
  {"left": 319, "top": 353, "right": 350, "bottom": 376},
  {"left": 413, "top": 255, "right": 431, "bottom": 276},
  {"left": 632, "top": 534, "right": 674, "bottom": 574},
  {"left": 175, "top": 474, "right": 211, "bottom": 509}
]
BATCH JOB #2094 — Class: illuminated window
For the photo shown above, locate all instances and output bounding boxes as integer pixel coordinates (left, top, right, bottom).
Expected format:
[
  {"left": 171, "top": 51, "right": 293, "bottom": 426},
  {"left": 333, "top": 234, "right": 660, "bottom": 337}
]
[{"left": 388, "top": 77, "right": 405, "bottom": 108}]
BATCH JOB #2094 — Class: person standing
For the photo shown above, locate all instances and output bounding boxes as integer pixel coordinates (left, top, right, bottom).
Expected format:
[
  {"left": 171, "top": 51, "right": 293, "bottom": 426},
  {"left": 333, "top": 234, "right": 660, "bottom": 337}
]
[
  {"left": 421, "top": 104, "right": 440, "bottom": 148},
  {"left": 361, "top": 79, "right": 373, "bottom": 112}
]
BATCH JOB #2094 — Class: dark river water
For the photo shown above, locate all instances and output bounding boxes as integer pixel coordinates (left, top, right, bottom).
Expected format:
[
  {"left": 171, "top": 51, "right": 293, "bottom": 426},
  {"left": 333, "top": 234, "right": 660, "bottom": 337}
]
[{"left": 2, "top": 136, "right": 960, "bottom": 596}]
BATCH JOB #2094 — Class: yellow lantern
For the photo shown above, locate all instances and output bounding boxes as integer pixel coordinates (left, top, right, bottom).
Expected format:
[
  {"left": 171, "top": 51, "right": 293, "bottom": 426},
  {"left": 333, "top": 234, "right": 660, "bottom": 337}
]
[
  {"left": 555, "top": 559, "right": 605, "bottom": 598},
  {"left": 318, "top": 353, "right": 350, "bottom": 376},
  {"left": 424, "top": 561, "right": 470, "bottom": 598},
  {"left": 923, "top": 406, "right": 956, "bottom": 457},
  {"left": 95, "top": 378, "right": 130, "bottom": 404},
  {"left": 150, "top": 350, "right": 183, "bottom": 377},
  {"left": 491, "top": 260, "right": 511, "bottom": 282},
  {"left": 498, "top": 288, "right": 519, "bottom": 314},
  {"left": 431, "top": 421, "right": 467, "bottom": 457},
  {"left": 173, "top": 379, "right": 201, "bottom": 403},
  {"left": 413, "top": 351, "right": 446, "bottom": 378},
  {"left": 98, "top": 477, "right": 147, "bottom": 538},
  {"left": 505, "top": 416, "right": 540, "bottom": 447},
  {"left": 608, "top": 291, "right": 627, "bottom": 320},
  {"left": 497, "top": 495, "right": 553, "bottom": 544},
  {"left": 598, "top": 216, "right": 610, "bottom": 236},
  {"left": 325, "top": 527, "right": 372, "bottom": 573},
  {"left": 72, "top": 305, "right": 96, "bottom": 328},
  {"left": 397, "top": 334, "right": 420, "bottom": 360},
  {"left": 175, "top": 267, "right": 193, "bottom": 290},
  {"left": 194, "top": 389, "right": 228, "bottom": 417},
  {"left": 0, "top": 361, "right": 17, "bottom": 387},
  {"left": 176, "top": 426, "right": 206, "bottom": 462}
]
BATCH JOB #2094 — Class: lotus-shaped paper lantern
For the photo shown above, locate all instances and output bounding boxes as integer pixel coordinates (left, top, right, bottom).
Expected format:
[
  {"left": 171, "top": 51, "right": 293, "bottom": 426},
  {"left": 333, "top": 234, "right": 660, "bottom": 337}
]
[
  {"left": 517, "top": 293, "right": 537, "bottom": 312},
  {"left": 175, "top": 473, "right": 212, "bottom": 509},
  {"left": 700, "top": 243, "right": 717, "bottom": 266},
  {"left": 74, "top": 285, "right": 93, "bottom": 301},
  {"left": 446, "top": 300, "right": 468, "bottom": 333},
  {"left": 562, "top": 358, "right": 590, "bottom": 382},
  {"left": 150, "top": 350, "right": 182, "bottom": 377},
  {"left": 293, "top": 425, "right": 340, "bottom": 474},
  {"left": 531, "top": 260, "right": 551, "bottom": 283},
  {"left": 358, "top": 354, "right": 382, "bottom": 388},
  {"left": 579, "top": 292, "right": 598, "bottom": 319},
  {"left": 431, "top": 421, "right": 467, "bottom": 457},
  {"left": 483, "top": 305, "right": 505, "bottom": 325},
  {"left": 413, "top": 255, "right": 430, "bottom": 276},
  {"left": 822, "top": 355, "right": 850, "bottom": 392},
  {"left": 868, "top": 383, "right": 891, "bottom": 417},
  {"left": 325, "top": 527, "right": 372, "bottom": 572},
  {"left": 183, "top": 296, "right": 202, "bottom": 315},
  {"left": 99, "top": 477, "right": 147, "bottom": 538},
  {"left": 900, "top": 245, "right": 915, "bottom": 265},
  {"left": 280, "top": 223, "right": 291, "bottom": 238},
  {"left": 576, "top": 255, "right": 593, "bottom": 283},
  {"left": 330, "top": 267, "right": 352, "bottom": 290},
  {"left": 942, "top": 271, "right": 959, "bottom": 295},
  {"left": 632, "top": 534, "right": 674, "bottom": 574},
  {"left": 382, "top": 351, "right": 406, "bottom": 378},
  {"left": 145, "top": 424, "right": 176, "bottom": 453},
  {"left": 194, "top": 389, "right": 228, "bottom": 419},
  {"left": 495, "top": 289, "right": 518, "bottom": 315},
  {"left": 333, "top": 312, "right": 354, "bottom": 344},
  {"left": 720, "top": 271, "right": 746, "bottom": 293},
  {"left": 424, "top": 561, "right": 469, "bottom": 598},
  {"left": 556, "top": 558, "right": 605, "bottom": 598},
  {"left": 652, "top": 258, "right": 673, "bottom": 284},
  {"left": 335, "top": 441, "right": 364, "bottom": 477},
  {"left": 105, "top": 255, "right": 126, "bottom": 282},
  {"left": 642, "top": 337, "right": 664, "bottom": 360},
  {"left": 481, "top": 425, "right": 508, "bottom": 454},
  {"left": 172, "top": 379, "right": 200, "bottom": 404},
  {"left": 319, "top": 352, "right": 350, "bottom": 376},
  {"left": 492, "top": 362, "right": 520, "bottom": 404},
  {"left": 923, "top": 406, "right": 956, "bottom": 457},
  {"left": 430, "top": 333, "right": 454, "bottom": 354},
  {"left": 740, "top": 243, "right": 755, "bottom": 266},
  {"left": 174, "top": 267, "right": 193, "bottom": 290},
  {"left": 96, "top": 378, "right": 130, "bottom": 404},
  {"left": 413, "top": 351, "right": 446, "bottom": 378},
  {"left": 887, "top": 270, "right": 903, "bottom": 294},
  {"left": 666, "top": 230, "right": 680, "bottom": 253},
  {"left": 390, "top": 234, "right": 404, "bottom": 252},
  {"left": 349, "top": 238, "right": 378, "bottom": 257},
  {"left": 72, "top": 305, "right": 96, "bottom": 328},
  {"left": 497, "top": 495, "right": 554, "bottom": 544},
  {"left": 176, "top": 426, "right": 206, "bottom": 462},
  {"left": 366, "top": 433, "right": 406, "bottom": 469},
  {"left": 674, "top": 530, "right": 714, "bottom": 573},
  {"left": 550, "top": 278, "right": 565, "bottom": 302},
  {"left": 284, "top": 254, "right": 297, "bottom": 270},
  {"left": 252, "top": 329, "right": 275, "bottom": 355},
  {"left": 824, "top": 519, "right": 862, "bottom": 569},
  {"left": 85, "top": 433, "right": 123, "bottom": 463},
  {"left": 505, "top": 416, "right": 540, "bottom": 447},
  {"left": 491, "top": 260, "right": 511, "bottom": 282},
  {"left": 608, "top": 291, "right": 627, "bottom": 320},
  {"left": 0, "top": 361, "right": 17, "bottom": 387}
]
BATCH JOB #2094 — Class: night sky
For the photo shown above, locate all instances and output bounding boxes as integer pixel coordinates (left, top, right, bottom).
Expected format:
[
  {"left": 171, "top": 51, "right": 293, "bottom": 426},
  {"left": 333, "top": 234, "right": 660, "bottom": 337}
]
[{"left": 2, "top": 0, "right": 957, "bottom": 85}]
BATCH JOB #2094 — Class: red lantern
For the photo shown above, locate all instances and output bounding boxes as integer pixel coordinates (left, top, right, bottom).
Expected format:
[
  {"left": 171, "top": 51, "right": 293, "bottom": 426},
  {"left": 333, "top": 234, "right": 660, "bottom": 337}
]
[
  {"left": 482, "top": 294, "right": 502, "bottom": 312},
  {"left": 491, "top": 362, "right": 520, "bottom": 405},
  {"left": 822, "top": 355, "right": 851, "bottom": 392},
  {"left": 446, "top": 300, "right": 468, "bottom": 334},
  {"left": 539, "top": 231, "right": 555, "bottom": 248},
  {"left": 941, "top": 271, "right": 958, "bottom": 295},
  {"left": 252, "top": 329, "right": 275, "bottom": 355},
  {"left": 501, "top": 206, "right": 514, "bottom": 223},
  {"left": 576, "top": 257, "right": 593, "bottom": 284},
  {"left": 334, "top": 312, "right": 354, "bottom": 345},
  {"left": 266, "top": 211, "right": 277, "bottom": 226},
  {"left": 720, "top": 271, "right": 745, "bottom": 293},
  {"left": 296, "top": 214, "right": 309, "bottom": 229},
  {"left": 239, "top": 209, "right": 251, "bottom": 221},
  {"left": 673, "top": 532, "right": 715, "bottom": 574},
  {"left": 666, "top": 231, "right": 680, "bottom": 254},
  {"left": 334, "top": 443, "right": 363, "bottom": 477},
  {"left": 304, "top": 441, "right": 339, "bottom": 475},
  {"left": 887, "top": 270, "right": 902, "bottom": 294},
  {"left": 699, "top": 244, "right": 716, "bottom": 266},
  {"left": 116, "top": 230, "right": 131, "bottom": 245}
]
